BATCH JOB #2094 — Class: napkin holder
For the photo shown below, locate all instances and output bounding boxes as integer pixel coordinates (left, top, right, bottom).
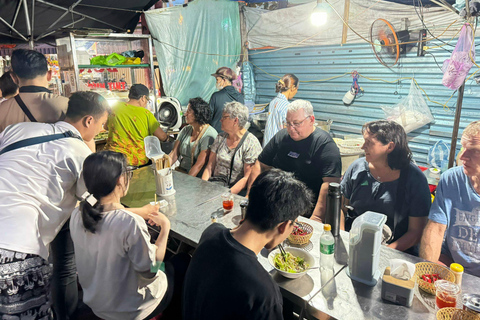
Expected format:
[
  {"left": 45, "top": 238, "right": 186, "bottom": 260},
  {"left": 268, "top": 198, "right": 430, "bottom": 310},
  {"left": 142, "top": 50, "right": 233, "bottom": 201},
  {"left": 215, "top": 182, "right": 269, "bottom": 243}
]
[{"left": 381, "top": 267, "right": 415, "bottom": 307}]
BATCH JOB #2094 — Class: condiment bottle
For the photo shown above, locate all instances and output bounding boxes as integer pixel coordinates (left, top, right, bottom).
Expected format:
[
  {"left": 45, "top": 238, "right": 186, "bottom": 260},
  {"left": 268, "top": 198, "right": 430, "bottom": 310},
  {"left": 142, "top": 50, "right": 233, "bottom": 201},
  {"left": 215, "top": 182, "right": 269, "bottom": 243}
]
[{"left": 450, "top": 263, "right": 464, "bottom": 288}]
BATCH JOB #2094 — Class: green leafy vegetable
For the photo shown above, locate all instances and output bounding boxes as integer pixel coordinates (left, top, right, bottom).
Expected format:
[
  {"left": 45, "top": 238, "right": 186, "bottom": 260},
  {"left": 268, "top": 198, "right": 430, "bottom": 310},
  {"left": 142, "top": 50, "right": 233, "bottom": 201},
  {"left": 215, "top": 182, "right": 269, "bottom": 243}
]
[{"left": 274, "top": 252, "right": 309, "bottom": 273}]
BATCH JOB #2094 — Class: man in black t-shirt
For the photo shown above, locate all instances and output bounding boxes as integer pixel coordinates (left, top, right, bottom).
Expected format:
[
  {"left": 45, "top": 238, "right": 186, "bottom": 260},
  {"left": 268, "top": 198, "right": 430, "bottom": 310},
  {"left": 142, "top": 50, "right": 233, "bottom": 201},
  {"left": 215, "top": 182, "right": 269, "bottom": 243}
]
[
  {"left": 183, "top": 169, "right": 313, "bottom": 320},
  {"left": 257, "top": 99, "right": 341, "bottom": 221}
]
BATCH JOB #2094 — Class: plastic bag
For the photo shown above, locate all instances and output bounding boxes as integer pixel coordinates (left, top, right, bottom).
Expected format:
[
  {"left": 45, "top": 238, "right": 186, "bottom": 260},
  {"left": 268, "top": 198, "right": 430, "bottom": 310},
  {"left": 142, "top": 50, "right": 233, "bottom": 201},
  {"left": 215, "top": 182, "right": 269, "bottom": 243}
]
[
  {"left": 442, "top": 24, "right": 475, "bottom": 90},
  {"left": 105, "top": 53, "right": 126, "bottom": 66},
  {"left": 90, "top": 55, "right": 106, "bottom": 65},
  {"left": 428, "top": 140, "right": 450, "bottom": 170},
  {"left": 242, "top": 61, "right": 256, "bottom": 111},
  {"left": 382, "top": 79, "right": 434, "bottom": 133}
]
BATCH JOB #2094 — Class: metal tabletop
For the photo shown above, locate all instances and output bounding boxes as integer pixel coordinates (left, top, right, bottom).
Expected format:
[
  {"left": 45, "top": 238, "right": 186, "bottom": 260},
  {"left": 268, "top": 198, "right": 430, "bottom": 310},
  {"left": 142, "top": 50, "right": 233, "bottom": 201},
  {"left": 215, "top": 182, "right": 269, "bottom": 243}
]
[
  {"left": 121, "top": 167, "right": 333, "bottom": 313},
  {"left": 305, "top": 235, "right": 480, "bottom": 320},
  {"left": 122, "top": 167, "right": 480, "bottom": 320}
]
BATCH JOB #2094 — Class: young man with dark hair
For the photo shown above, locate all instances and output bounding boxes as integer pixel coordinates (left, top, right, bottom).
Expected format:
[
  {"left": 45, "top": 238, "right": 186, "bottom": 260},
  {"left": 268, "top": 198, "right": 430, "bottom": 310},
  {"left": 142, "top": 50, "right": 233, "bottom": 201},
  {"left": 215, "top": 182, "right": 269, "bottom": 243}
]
[
  {"left": 183, "top": 169, "right": 313, "bottom": 320},
  {"left": 0, "top": 49, "right": 69, "bottom": 132},
  {"left": 105, "top": 83, "right": 168, "bottom": 166},
  {"left": 0, "top": 91, "right": 108, "bottom": 320}
]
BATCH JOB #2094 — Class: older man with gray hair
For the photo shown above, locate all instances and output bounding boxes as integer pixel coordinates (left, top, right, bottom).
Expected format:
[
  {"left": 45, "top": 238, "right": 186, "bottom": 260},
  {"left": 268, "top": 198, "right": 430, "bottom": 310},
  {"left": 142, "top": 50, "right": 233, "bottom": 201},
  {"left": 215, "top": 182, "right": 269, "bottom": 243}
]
[
  {"left": 420, "top": 121, "right": 480, "bottom": 276},
  {"left": 257, "top": 99, "right": 341, "bottom": 220},
  {"left": 202, "top": 101, "right": 262, "bottom": 195}
]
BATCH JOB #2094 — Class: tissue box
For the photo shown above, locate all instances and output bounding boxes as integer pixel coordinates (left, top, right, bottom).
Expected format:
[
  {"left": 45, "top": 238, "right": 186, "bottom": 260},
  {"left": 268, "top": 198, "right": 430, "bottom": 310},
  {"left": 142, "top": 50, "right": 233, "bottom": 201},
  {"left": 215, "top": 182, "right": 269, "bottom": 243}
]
[{"left": 381, "top": 267, "right": 415, "bottom": 307}]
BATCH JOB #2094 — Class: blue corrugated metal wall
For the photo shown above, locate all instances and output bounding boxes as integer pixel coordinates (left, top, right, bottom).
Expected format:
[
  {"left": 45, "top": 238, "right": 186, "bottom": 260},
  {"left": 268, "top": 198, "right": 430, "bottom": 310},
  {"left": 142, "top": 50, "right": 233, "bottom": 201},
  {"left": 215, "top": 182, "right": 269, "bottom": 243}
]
[{"left": 249, "top": 39, "right": 479, "bottom": 166}]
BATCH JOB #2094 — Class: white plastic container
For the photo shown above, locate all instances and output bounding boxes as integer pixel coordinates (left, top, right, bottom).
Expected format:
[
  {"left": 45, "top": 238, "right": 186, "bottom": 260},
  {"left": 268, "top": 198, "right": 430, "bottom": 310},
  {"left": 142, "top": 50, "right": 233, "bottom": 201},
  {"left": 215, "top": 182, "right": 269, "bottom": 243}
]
[
  {"left": 347, "top": 211, "right": 387, "bottom": 286},
  {"left": 154, "top": 168, "right": 175, "bottom": 196}
]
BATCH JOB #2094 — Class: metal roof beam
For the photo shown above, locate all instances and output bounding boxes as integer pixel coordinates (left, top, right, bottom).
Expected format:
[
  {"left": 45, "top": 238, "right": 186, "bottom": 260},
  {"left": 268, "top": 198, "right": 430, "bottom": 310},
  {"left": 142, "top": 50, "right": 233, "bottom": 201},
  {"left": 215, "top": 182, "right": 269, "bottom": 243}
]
[
  {"left": 41, "top": 0, "right": 83, "bottom": 35},
  {"left": 35, "top": 16, "right": 86, "bottom": 41},
  {"left": 30, "top": 0, "right": 35, "bottom": 49},
  {"left": 0, "top": 16, "right": 28, "bottom": 41},
  {"left": 11, "top": 0, "right": 23, "bottom": 28},
  {"left": 22, "top": 0, "right": 31, "bottom": 36},
  {"left": 36, "top": 0, "right": 124, "bottom": 31}
]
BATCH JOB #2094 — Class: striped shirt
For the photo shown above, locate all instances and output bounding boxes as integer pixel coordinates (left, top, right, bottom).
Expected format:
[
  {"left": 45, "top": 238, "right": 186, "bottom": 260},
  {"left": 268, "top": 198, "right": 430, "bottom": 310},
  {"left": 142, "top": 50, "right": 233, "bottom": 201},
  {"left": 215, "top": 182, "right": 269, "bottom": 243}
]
[{"left": 262, "top": 93, "right": 290, "bottom": 147}]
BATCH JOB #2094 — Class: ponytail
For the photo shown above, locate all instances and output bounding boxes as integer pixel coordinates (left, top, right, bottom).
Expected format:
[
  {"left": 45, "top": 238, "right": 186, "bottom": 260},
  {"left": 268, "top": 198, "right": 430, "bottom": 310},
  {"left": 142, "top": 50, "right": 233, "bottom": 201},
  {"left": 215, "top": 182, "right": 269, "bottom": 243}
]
[
  {"left": 80, "top": 201, "right": 104, "bottom": 233},
  {"left": 275, "top": 73, "right": 299, "bottom": 93}
]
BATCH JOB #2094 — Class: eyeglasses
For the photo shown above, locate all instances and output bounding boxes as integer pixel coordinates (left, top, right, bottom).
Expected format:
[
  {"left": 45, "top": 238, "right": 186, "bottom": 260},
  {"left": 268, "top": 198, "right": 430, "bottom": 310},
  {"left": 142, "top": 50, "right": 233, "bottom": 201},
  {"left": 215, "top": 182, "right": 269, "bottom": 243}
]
[
  {"left": 221, "top": 114, "right": 232, "bottom": 120},
  {"left": 125, "top": 166, "right": 136, "bottom": 180},
  {"left": 284, "top": 116, "right": 310, "bottom": 128}
]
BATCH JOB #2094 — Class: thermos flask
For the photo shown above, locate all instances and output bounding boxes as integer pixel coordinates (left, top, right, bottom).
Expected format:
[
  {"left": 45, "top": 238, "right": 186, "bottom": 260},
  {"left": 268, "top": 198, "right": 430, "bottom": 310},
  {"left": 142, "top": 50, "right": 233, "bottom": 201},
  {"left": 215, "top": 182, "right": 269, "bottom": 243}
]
[{"left": 325, "top": 182, "right": 341, "bottom": 237}]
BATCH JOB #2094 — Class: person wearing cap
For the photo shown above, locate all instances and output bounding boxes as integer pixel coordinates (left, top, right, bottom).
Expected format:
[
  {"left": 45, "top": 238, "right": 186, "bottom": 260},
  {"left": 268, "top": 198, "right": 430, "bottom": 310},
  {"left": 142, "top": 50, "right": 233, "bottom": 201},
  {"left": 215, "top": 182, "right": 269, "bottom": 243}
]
[
  {"left": 209, "top": 67, "right": 244, "bottom": 133},
  {"left": 105, "top": 84, "right": 168, "bottom": 166}
]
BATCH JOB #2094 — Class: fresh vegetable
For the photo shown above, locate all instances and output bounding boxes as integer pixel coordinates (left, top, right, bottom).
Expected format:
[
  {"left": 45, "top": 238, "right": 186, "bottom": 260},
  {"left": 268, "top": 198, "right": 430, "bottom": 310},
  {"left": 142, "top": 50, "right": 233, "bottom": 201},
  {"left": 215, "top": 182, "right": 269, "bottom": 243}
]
[
  {"left": 291, "top": 225, "right": 310, "bottom": 236},
  {"left": 421, "top": 273, "right": 442, "bottom": 283},
  {"left": 274, "top": 252, "right": 309, "bottom": 273}
]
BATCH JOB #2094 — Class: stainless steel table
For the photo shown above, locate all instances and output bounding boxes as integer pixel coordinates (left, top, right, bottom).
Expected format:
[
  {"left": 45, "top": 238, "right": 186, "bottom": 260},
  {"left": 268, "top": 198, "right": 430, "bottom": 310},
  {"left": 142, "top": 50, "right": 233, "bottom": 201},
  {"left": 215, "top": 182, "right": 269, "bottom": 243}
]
[
  {"left": 305, "top": 235, "right": 480, "bottom": 320},
  {"left": 122, "top": 167, "right": 480, "bottom": 320},
  {"left": 121, "top": 167, "right": 332, "bottom": 316}
]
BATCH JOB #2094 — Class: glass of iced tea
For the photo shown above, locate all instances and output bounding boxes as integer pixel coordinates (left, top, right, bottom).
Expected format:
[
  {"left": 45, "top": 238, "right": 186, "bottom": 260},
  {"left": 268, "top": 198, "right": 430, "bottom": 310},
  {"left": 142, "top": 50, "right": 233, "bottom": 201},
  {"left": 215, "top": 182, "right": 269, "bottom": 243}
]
[
  {"left": 222, "top": 192, "right": 234, "bottom": 213},
  {"left": 435, "top": 280, "right": 460, "bottom": 310}
]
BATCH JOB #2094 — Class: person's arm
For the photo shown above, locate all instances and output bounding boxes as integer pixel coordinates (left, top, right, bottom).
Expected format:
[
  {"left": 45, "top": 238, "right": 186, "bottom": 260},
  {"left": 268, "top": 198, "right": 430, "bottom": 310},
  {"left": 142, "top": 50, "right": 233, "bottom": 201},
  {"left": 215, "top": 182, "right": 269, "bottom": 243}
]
[
  {"left": 147, "top": 211, "right": 171, "bottom": 262},
  {"left": 419, "top": 220, "right": 447, "bottom": 263},
  {"left": 311, "top": 177, "right": 340, "bottom": 222},
  {"left": 189, "top": 149, "right": 210, "bottom": 177},
  {"left": 246, "top": 160, "right": 261, "bottom": 197},
  {"left": 127, "top": 204, "right": 160, "bottom": 220},
  {"left": 388, "top": 216, "right": 428, "bottom": 251},
  {"left": 153, "top": 127, "right": 168, "bottom": 142},
  {"left": 168, "top": 140, "right": 181, "bottom": 165},
  {"left": 230, "top": 162, "right": 255, "bottom": 194},
  {"left": 202, "top": 151, "right": 216, "bottom": 181}
]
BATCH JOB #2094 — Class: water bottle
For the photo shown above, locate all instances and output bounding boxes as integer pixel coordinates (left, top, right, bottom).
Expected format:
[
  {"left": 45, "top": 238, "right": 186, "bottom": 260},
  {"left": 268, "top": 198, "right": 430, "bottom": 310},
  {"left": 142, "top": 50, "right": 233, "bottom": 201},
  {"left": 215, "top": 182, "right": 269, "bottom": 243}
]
[
  {"left": 325, "top": 183, "right": 341, "bottom": 237},
  {"left": 320, "top": 224, "right": 335, "bottom": 297},
  {"left": 320, "top": 224, "right": 335, "bottom": 270}
]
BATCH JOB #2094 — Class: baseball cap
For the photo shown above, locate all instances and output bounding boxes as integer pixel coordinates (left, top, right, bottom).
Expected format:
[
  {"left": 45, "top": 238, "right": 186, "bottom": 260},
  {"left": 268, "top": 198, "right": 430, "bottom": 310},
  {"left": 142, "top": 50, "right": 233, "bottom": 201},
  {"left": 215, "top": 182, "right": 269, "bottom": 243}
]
[
  {"left": 211, "top": 67, "right": 235, "bottom": 81},
  {"left": 129, "top": 84, "right": 150, "bottom": 99}
]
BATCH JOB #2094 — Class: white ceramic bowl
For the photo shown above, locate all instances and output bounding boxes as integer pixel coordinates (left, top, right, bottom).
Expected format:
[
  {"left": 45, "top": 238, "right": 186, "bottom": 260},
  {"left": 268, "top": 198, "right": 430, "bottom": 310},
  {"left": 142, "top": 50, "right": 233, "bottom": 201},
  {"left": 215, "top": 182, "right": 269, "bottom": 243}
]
[{"left": 268, "top": 247, "right": 315, "bottom": 279}]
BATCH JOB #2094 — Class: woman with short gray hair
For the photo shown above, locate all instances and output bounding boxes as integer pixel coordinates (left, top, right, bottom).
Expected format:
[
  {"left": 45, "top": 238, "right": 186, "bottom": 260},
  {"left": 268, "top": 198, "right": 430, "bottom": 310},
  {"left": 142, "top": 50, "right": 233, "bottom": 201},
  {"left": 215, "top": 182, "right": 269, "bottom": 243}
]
[{"left": 202, "top": 102, "right": 262, "bottom": 195}]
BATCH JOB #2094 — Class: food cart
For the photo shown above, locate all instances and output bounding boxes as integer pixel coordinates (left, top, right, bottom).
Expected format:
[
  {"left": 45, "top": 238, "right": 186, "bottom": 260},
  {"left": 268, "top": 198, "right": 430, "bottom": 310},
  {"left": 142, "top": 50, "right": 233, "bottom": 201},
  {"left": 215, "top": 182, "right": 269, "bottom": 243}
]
[{"left": 55, "top": 32, "right": 157, "bottom": 112}]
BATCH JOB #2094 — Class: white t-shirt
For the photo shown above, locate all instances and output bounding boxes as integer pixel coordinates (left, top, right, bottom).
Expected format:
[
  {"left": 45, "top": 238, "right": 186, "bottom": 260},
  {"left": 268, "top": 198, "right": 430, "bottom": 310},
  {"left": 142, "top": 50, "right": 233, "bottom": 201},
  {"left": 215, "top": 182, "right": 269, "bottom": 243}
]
[
  {"left": 70, "top": 208, "right": 167, "bottom": 320},
  {"left": 0, "top": 121, "right": 90, "bottom": 259}
]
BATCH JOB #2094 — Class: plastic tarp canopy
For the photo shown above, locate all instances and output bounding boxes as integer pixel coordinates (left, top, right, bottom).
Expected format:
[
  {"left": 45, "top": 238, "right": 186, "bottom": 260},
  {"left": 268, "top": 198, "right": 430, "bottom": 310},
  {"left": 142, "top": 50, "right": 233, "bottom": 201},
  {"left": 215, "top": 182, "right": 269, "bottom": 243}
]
[
  {"left": 145, "top": 0, "right": 241, "bottom": 106},
  {"left": 245, "top": 0, "right": 460, "bottom": 48}
]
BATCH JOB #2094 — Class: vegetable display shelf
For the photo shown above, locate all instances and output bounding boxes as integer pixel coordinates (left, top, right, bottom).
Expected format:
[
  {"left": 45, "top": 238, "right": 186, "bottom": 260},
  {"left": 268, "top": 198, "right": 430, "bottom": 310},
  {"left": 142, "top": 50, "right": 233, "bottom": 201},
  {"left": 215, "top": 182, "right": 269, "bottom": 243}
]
[{"left": 78, "top": 64, "right": 150, "bottom": 69}]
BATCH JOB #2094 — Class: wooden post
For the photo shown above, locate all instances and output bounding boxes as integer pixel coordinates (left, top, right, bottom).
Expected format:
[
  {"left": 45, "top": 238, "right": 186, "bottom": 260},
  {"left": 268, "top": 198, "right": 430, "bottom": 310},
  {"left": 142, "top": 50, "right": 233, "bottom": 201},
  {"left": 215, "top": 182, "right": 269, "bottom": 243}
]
[
  {"left": 448, "top": 82, "right": 465, "bottom": 168},
  {"left": 341, "top": 0, "right": 350, "bottom": 44}
]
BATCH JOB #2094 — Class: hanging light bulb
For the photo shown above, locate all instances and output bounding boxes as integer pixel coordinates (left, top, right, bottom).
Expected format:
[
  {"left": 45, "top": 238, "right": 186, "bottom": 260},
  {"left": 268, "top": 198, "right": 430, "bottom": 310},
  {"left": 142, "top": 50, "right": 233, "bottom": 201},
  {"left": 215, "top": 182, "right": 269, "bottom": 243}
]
[{"left": 311, "top": 0, "right": 328, "bottom": 26}]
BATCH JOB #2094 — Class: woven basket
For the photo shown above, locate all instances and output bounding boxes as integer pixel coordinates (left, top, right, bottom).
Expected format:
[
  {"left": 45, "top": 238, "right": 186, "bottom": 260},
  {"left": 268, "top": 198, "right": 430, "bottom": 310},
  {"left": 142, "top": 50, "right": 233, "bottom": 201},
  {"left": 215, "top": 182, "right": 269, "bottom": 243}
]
[
  {"left": 436, "top": 307, "right": 480, "bottom": 320},
  {"left": 415, "top": 262, "right": 455, "bottom": 295},
  {"left": 288, "top": 222, "right": 313, "bottom": 245},
  {"left": 333, "top": 138, "right": 364, "bottom": 155}
]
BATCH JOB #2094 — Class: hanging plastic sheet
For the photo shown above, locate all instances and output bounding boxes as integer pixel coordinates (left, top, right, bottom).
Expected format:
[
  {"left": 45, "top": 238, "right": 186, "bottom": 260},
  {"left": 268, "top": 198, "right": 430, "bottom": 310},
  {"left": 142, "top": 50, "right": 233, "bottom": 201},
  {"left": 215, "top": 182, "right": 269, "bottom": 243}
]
[
  {"left": 244, "top": 0, "right": 459, "bottom": 48},
  {"left": 242, "top": 61, "right": 256, "bottom": 110},
  {"left": 145, "top": 0, "right": 241, "bottom": 105}
]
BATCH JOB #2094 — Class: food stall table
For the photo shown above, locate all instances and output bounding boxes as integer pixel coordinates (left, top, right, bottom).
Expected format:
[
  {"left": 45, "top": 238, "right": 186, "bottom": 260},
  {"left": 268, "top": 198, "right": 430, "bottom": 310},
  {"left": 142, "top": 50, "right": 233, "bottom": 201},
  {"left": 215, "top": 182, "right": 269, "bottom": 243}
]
[
  {"left": 121, "top": 167, "right": 336, "bottom": 316},
  {"left": 305, "top": 235, "right": 480, "bottom": 320}
]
